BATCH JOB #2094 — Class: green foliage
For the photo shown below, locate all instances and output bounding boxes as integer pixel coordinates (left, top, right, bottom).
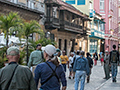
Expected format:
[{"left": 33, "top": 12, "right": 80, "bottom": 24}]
[
  {"left": 18, "top": 50, "right": 26, "bottom": 65},
  {"left": 0, "top": 57, "right": 5, "bottom": 69},
  {"left": 20, "top": 20, "right": 44, "bottom": 63},
  {"left": 0, "top": 12, "right": 57, "bottom": 66},
  {"left": 29, "top": 38, "right": 56, "bottom": 50},
  {"left": 0, "top": 12, "right": 21, "bottom": 47}
]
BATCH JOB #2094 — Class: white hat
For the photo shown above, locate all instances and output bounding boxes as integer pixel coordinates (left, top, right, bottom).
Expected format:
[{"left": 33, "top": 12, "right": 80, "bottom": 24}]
[
  {"left": 44, "top": 45, "right": 56, "bottom": 56},
  {"left": 41, "top": 47, "right": 45, "bottom": 51},
  {"left": 70, "top": 52, "right": 74, "bottom": 55},
  {"left": 105, "top": 50, "right": 109, "bottom": 53}
]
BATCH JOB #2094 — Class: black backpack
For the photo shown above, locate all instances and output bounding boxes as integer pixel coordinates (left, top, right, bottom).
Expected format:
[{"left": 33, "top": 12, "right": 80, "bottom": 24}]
[{"left": 111, "top": 51, "right": 118, "bottom": 63}]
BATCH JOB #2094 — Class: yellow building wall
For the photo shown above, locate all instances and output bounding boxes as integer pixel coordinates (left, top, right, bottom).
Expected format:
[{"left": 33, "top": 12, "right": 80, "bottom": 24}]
[{"left": 72, "top": 0, "right": 89, "bottom": 15}]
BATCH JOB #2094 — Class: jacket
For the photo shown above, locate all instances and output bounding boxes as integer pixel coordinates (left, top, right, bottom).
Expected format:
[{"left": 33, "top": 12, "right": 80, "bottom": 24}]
[
  {"left": 34, "top": 61, "right": 67, "bottom": 90},
  {"left": 0, "top": 62, "right": 37, "bottom": 90},
  {"left": 73, "top": 56, "right": 90, "bottom": 76},
  {"left": 86, "top": 56, "right": 93, "bottom": 68}
]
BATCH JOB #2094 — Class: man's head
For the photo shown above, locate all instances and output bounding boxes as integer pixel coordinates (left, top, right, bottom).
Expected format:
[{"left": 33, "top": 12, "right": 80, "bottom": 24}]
[
  {"left": 62, "top": 50, "right": 66, "bottom": 55},
  {"left": 7, "top": 46, "right": 20, "bottom": 62},
  {"left": 76, "top": 50, "right": 80, "bottom": 55},
  {"left": 105, "top": 50, "right": 109, "bottom": 54},
  {"left": 113, "top": 45, "right": 116, "bottom": 49},
  {"left": 56, "top": 48, "right": 61, "bottom": 56},
  {"left": 86, "top": 52, "right": 90, "bottom": 57},
  {"left": 70, "top": 52, "right": 74, "bottom": 57},
  {"left": 80, "top": 51, "right": 85, "bottom": 56},
  {"left": 36, "top": 43, "right": 42, "bottom": 50}
]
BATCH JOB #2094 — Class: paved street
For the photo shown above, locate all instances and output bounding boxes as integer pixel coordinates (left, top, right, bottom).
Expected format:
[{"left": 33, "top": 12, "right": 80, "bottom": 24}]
[{"left": 66, "top": 61, "right": 120, "bottom": 90}]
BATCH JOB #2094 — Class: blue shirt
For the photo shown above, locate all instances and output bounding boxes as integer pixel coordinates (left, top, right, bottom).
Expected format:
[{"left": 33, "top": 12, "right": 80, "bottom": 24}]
[
  {"left": 34, "top": 61, "right": 67, "bottom": 90},
  {"left": 73, "top": 56, "right": 90, "bottom": 75}
]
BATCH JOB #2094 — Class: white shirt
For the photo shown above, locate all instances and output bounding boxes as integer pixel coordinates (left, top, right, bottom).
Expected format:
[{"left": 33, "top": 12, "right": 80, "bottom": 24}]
[{"left": 69, "top": 56, "right": 73, "bottom": 67}]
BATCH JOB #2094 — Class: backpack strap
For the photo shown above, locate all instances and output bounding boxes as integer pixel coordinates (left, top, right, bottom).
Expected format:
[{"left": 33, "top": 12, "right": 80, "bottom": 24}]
[
  {"left": 5, "top": 64, "right": 18, "bottom": 90},
  {"left": 41, "top": 62, "right": 59, "bottom": 85}
]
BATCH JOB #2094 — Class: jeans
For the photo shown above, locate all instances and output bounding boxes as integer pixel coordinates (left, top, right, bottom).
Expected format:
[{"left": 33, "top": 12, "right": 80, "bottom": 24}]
[
  {"left": 74, "top": 71, "right": 86, "bottom": 90},
  {"left": 62, "top": 64, "right": 66, "bottom": 72},
  {"left": 39, "top": 88, "right": 43, "bottom": 90},
  {"left": 111, "top": 63, "right": 117, "bottom": 80}
]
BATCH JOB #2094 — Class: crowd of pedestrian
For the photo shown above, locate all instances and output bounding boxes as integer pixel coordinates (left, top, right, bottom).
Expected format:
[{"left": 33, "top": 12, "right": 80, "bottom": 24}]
[{"left": 0, "top": 44, "right": 119, "bottom": 90}]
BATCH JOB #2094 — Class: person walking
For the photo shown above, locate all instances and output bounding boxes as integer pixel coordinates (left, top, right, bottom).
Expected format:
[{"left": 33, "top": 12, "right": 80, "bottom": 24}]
[
  {"left": 86, "top": 52, "right": 93, "bottom": 83},
  {"left": 34, "top": 45, "right": 67, "bottom": 90},
  {"left": 103, "top": 50, "right": 110, "bottom": 80},
  {"left": 100, "top": 53, "right": 104, "bottom": 66},
  {"left": 93, "top": 52, "right": 98, "bottom": 66},
  {"left": 73, "top": 51, "right": 90, "bottom": 90},
  {"left": 109, "top": 45, "right": 119, "bottom": 82},
  {"left": 56, "top": 48, "right": 62, "bottom": 64},
  {"left": 60, "top": 50, "right": 69, "bottom": 72},
  {"left": 0, "top": 46, "right": 36, "bottom": 90},
  {"left": 68, "top": 52, "right": 74, "bottom": 79},
  {"left": 71, "top": 50, "right": 81, "bottom": 79},
  {"left": 71, "top": 50, "right": 81, "bottom": 70},
  {"left": 28, "top": 43, "right": 44, "bottom": 76}
]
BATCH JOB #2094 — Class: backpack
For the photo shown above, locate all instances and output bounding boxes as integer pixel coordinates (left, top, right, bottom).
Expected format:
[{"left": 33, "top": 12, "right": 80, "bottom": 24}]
[
  {"left": 111, "top": 51, "right": 118, "bottom": 63},
  {"left": 71, "top": 56, "right": 76, "bottom": 68},
  {"left": 41, "top": 62, "right": 59, "bottom": 85}
]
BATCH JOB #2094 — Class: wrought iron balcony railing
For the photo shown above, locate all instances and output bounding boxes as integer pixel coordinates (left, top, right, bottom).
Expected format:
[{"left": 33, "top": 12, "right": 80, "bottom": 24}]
[{"left": 64, "top": 21, "right": 82, "bottom": 29}]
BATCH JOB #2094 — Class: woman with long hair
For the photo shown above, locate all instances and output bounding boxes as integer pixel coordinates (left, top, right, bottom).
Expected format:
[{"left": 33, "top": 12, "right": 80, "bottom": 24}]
[{"left": 34, "top": 45, "right": 67, "bottom": 90}]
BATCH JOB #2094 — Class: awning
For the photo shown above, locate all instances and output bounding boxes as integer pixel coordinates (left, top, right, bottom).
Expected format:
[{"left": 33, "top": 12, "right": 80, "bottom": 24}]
[{"left": 89, "top": 35, "right": 105, "bottom": 39}]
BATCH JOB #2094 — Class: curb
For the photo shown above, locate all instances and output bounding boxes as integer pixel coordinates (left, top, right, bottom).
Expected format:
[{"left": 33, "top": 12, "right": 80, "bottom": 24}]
[{"left": 95, "top": 78, "right": 111, "bottom": 90}]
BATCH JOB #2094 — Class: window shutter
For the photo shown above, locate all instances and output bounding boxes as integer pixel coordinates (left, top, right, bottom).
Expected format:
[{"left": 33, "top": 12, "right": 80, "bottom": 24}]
[
  {"left": 77, "top": 0, "right": 85, "bottom": 5},
  {"left": 66, "top": 0, "right": 75, "bottom": 4}
]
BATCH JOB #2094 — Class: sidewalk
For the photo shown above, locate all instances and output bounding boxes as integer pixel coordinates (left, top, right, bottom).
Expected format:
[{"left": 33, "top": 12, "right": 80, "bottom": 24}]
[
  {"left": 97, "top": 66, "right": 120, "bottom": 90},
  {"left": 66, "top": 61, "right": 120, "bottom": 90}
]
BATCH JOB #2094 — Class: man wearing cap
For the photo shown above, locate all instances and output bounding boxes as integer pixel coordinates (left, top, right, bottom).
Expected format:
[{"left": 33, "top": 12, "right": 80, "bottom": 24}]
[
  {"left": 0, "top": 46, "right": 36, "bottom": 90},
  {"left": 28, "top": 43, "right": 44, "bottom": 76},
  {"left": 103, "top": 50, "right": 110, "bottom": 80},
  {"left": 56, "top": 48, "right": 62, "bottom": 64}
]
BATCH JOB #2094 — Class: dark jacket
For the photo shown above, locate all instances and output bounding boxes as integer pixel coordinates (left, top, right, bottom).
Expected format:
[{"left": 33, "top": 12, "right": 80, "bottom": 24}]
[
  {"left": 109, "top": 50, "right": 119, "bottom": 63},
  {"left": 34, "top": 61, "right": 67, "bottom": 90},
  {"left": 0, "top": 63, "right": 36, "bottom": 90},
  {"left": 93, "top": 54, "right": 98, "bottom": 60},
  {"left": 86, "top": 56, "right": 93, "bottom": 68}
]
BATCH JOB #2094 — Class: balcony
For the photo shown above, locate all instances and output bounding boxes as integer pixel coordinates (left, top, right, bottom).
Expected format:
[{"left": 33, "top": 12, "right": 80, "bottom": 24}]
[
  {"left": 45, "top": 17, "right": 60, "bottom": 30},
  {"left": 90, "top": 29, "right": 105, "bottom": 39},
  {"left": 4, "top": 0, "right": 45, "bottom": 14},
  {"left": 60, "top": 21, "right": 83, "bottom": 34}
]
